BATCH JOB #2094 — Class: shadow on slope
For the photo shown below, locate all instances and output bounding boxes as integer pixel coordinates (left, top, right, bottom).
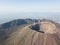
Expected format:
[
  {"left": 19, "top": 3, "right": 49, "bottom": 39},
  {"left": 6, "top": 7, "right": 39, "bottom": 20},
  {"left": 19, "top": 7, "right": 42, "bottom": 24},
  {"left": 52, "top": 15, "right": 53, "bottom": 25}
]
[{"left": 29, "top": 23, "right": 44, "bottom": 33}]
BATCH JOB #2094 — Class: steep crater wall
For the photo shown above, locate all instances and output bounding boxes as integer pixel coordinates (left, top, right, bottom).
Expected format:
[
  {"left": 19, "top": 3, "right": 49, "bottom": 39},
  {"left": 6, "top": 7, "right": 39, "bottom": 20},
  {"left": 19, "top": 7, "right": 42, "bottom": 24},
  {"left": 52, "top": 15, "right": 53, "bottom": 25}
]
[
  {"left": 40, "top": 21, "right": 57, "bottom": 34},
  {"left": 29, "top": 21, "right": 57, "bottom": 34}
]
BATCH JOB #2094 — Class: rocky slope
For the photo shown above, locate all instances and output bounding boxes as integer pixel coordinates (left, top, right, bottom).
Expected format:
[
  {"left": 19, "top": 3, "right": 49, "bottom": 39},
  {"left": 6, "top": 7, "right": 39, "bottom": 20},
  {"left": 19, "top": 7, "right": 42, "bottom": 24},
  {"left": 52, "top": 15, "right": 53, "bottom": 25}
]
[{"left": 0, "top": 19, "right": 60, "bottom": 45}]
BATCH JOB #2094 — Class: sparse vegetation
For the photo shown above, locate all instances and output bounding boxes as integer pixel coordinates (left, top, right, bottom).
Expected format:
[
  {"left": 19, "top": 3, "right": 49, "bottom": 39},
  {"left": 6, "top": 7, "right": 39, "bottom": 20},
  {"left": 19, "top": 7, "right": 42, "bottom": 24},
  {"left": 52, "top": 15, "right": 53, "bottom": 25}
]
[{"left": 0, "top": 19, "right": 60, "bottom": 45}]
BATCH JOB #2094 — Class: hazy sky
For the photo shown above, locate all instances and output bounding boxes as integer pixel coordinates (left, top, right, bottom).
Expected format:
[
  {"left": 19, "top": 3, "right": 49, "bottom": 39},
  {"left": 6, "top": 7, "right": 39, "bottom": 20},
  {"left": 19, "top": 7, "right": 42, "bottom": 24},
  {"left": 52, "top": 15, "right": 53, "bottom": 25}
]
[
  {"left": 0, "top": 0, "right": 60, "bottom": 13},
  {"left": 0, "top": 0, "right": 60, "bottom": 23}
]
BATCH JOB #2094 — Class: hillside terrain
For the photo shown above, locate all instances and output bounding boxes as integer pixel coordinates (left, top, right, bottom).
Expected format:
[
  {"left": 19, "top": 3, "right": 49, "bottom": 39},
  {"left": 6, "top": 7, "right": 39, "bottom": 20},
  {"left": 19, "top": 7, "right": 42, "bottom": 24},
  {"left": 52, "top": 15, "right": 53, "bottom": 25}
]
[{"left": 0, "top": 19, "right": 60, "bottom": 45}]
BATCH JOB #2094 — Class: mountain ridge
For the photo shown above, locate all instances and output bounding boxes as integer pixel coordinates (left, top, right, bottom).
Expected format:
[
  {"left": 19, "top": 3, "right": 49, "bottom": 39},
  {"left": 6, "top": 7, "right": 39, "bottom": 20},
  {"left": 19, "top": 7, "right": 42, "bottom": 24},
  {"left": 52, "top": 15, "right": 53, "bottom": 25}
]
[{"left": 0, "top": 19, "right": 60, "bottom": 45}]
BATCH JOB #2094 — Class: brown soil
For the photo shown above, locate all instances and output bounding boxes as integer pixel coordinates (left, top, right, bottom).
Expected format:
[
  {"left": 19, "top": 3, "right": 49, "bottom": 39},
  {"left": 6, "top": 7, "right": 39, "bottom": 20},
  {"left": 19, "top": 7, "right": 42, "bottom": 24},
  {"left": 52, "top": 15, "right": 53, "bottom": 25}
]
[
  {"left": 1, "top": 21, "right": 60, "bottom": 45},
  {"left": 40, "top": 21, "right": 57, "bottom": 34}
]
